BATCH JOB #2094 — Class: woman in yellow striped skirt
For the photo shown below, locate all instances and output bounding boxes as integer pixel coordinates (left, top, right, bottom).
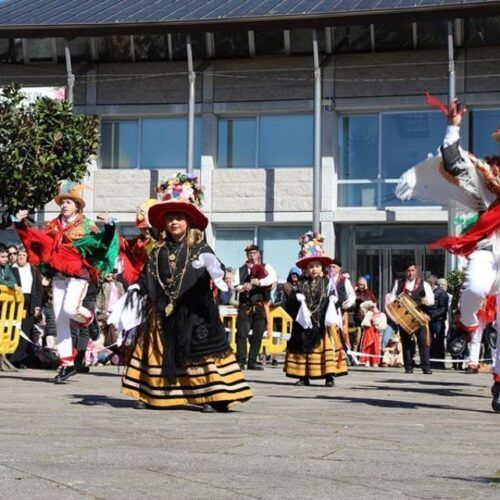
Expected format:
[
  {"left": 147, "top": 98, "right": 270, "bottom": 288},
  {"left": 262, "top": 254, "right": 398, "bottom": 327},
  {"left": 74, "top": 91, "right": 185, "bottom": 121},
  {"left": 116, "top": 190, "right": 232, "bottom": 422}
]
[
  {"left": 121, "top": 174, "right": 252, "bottom": 412},
  {"left": 284, "top": 231, "right": 348, "bottom": 387}
]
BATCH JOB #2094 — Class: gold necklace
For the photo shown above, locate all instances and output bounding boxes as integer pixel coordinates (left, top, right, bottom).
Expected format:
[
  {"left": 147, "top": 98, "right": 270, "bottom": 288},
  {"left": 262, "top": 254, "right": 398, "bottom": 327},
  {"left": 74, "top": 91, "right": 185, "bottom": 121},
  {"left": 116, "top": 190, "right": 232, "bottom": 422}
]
[{"left": 156, "top": 244, "right": 190, "bottom": 317}]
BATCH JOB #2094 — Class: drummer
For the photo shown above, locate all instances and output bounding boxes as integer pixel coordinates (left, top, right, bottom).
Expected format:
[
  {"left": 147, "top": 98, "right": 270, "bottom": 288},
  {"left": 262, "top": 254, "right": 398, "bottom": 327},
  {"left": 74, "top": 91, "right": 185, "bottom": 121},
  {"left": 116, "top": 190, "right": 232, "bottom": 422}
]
[{"left": 388, "top": 260, "right": 435, "bottom": 374}]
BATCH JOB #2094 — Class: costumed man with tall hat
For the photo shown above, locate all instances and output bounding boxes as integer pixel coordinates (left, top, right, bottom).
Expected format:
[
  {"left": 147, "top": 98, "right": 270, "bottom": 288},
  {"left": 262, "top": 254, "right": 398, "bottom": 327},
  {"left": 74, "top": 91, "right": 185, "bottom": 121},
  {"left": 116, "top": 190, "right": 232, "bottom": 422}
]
[
  {"left": 396, "top": 95, "right": 500, "bottom": 410},
  {"left": 388, "top": 261, "right": 434, "bottom": 374},
  {"left": 284, "top": 231, "right": 348, "bottom": 386},
  {"left": 233, "top": 244, "right": 277, "bottom": 370},
  {"left": 121, "top": 173, "right": 252, "bottom": 412},
  {"left": 14, "top": 181, "right": 118, "bottom": 383}
]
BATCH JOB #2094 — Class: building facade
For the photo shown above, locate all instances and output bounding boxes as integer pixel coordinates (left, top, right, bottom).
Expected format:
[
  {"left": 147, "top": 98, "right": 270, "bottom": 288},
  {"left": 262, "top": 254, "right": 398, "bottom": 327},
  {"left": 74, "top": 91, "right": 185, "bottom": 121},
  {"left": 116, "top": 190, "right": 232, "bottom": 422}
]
[{"left": 0, "top": 1, "right": 499, "bottom": 298}]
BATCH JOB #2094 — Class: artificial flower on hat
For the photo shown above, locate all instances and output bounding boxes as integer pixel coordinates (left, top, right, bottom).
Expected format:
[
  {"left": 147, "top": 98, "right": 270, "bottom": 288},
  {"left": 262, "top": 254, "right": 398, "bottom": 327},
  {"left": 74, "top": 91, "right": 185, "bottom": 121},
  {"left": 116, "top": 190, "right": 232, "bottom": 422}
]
[
  {"left": 147, "top": 173, "right": 208, "bottom": 231},
  {"left": 53, "top": 180, "right": 87, "bottom": 209},
  {"left": 296, "top": 231, "right": 333, "bottom": 269}
]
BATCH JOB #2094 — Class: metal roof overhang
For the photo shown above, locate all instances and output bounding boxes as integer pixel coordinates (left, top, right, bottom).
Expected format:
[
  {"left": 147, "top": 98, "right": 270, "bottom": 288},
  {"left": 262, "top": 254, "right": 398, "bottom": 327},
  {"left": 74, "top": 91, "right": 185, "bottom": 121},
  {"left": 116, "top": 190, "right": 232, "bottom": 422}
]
[{"left": 1, "top": 3, "right": 500, "bottom": 38}]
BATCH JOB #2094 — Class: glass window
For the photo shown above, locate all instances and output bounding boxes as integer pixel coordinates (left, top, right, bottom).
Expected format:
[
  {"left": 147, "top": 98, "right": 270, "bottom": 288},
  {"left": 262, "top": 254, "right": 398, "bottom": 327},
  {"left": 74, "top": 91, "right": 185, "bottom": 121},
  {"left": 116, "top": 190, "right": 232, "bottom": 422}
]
[
  {"left": 381, "top": 111, "right": 443, "bottom": 179},
  {"left": 471, "top": 109, "right": 500, "bottom": 158},
  {"left": 381, "top": 182, "right": 435, "bottom": 207},
  {"left": 258, "top": 226, "right": 309, "bottom": 280},
  {"left": 97, "top": 36, "right": 132, "bottom": 62},
  {"left": 417, "top": 19, "right": 447, "bottom": 50},
  {"left": 214, "top": 32, "right": 248, "bottom": 58},
  {"left": 218, "top": 118, "right": 256, "bottom": 168},
  {"left": 56, "top": 37, "right": 91, "bottom": 63},
  {"left": 171, "top": 33, "right": 205, "bottom": 60},
  {"left": 259, "top": 115, "right": 313, "bottom": 167},
  {"left": 0, "top": 39, "right": 10, "bottom": 62},
  {"left": 134, "top": 35, "right": 167, "bottom": 61},
  {"left": 27, "top": 38, "right": 54, "bottom": 62},
  {"left": 290, "top": 29, "right": 324, "bottom": 54},
  {"left": 338, "top": 183, "right": 378, "bottom": 207},
  {"left": 374, "top": 22, "right": 413, "bottom": 52},
  {"left": 355, "top": 225, "right": 447, "bottom": 246},
  {"left": 338, "top": 115, "right": 378, "bottom": 180},
  {"left": 141, "top": 117, "right": 201, "bottom": 169},
  {"left": 100, "top": 121, "right": 138, "bottom": 169},
  {"left": 333, "top": 25, "right": 371, "bottom": 53},
  {"left": 214, "top": 229, "right": 255, "bottom": 271},
  {"left": 255, "top": 30, "right": 284, "bottom": 56},
  {"left": 465, "top": 16, "right": 500, "bottom": 47}
]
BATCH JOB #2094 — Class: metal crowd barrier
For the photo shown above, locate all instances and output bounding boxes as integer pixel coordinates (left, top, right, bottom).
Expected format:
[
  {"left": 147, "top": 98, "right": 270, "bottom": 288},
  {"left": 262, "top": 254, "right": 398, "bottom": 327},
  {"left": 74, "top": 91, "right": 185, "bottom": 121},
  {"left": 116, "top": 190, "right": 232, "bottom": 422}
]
[{"left": 0, "top": 285, "right": 26, "bottom": 371}]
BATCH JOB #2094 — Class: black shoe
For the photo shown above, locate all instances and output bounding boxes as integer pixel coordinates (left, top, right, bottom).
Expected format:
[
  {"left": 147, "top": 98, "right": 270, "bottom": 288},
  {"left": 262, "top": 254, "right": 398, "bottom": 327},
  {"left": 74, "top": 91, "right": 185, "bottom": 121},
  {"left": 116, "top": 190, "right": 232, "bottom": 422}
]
[
  {"left": 422, "top": 369, "right": 433, "bottom": 375},
  {"left": 134, "top": 401, "right": 148, "bottom": 410},
  {"left": 325, "top": 376, "right": 335, "bottom": 387},
  {"left": 405, "top": 368, "right": 414, "bottom": 374},
  {"left": 201, "top": 403, "right": 217, "bottom": 413},
  {"left": 238, "top": 362, "right": 245, "bottom": 370},
  {"left": 75, "top": 364, "right": 90, "bottom": 374},
  {"left": 464, "top": 366, "right": 479, "bottom": 374},
  {"left": 492, "top": 382, "right": 500, "bottom": 413},
  {"left": 53, "top": 365, "right": 77, "bottom": 384},
  {"left": 247, "top": 364, "right": 264, "bottom": 371},
  {"left": 294, "top": 378, "right": 310, "bottom": 386}
]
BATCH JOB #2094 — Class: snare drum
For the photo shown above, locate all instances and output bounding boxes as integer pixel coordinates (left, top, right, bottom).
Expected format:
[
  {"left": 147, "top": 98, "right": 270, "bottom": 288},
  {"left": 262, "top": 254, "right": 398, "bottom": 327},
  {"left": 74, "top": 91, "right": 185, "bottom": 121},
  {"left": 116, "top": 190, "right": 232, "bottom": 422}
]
[{"left": 386, "top": 293, "right": 427, "bottom": 335}]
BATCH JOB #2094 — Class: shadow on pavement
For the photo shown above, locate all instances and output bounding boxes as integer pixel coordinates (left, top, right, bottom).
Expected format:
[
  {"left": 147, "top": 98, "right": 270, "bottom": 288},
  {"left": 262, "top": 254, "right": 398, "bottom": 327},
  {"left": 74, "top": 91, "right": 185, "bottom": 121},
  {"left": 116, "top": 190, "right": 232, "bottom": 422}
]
[
  {"left": 0, "top": 374, "right": 54, "bottom": 383},
  {"left": 381, "top": 379, "right": 483, "bottom": 387},
  {"left": 354, "top": 384, "right": 490, "bottom": 398}
]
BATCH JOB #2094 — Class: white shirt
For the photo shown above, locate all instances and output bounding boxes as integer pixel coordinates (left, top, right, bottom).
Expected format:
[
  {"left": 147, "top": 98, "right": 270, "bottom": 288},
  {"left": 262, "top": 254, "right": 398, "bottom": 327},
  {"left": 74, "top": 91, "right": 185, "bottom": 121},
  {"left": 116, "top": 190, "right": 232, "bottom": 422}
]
[
  {"left": 14, "top": 263, "right": 33, "bottom": 294},
  {"left": 389, "top": 279, "right": 435, "bottom": 306},
  {"left": 233, "top": 263, "right": 278, "bottom": 292},
  {"left": 330, "top": 273, "right": 356, "bottom": 309}
]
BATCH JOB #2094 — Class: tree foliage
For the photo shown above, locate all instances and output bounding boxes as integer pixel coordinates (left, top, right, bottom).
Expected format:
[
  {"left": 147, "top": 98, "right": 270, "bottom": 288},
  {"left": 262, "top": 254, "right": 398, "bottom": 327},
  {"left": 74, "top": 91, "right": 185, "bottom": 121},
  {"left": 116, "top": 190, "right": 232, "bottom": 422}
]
[
  {"left": 446, "top": 268, "right": 466, "bottom": 318},
  {"left": 0, "top": 84, "right": 100, "bottom": 224}
]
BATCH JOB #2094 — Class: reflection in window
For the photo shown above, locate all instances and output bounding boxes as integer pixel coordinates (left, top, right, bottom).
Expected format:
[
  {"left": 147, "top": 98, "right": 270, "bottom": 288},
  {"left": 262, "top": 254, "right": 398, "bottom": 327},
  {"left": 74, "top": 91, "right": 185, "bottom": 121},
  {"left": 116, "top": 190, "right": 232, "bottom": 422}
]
[
  {"left": 255, "top": 30, "right": 284, "bottom": 55},
  {"left": 100, "top": 122, "right": 138, "bottom": 169},
  {"left": 338, "top": 183, "right": 377, "bottom": 207},
  {"left": 97, "top": 36, "right": 132, "bottom": 62},
  {"left": 338, "top": 115, "right": 378, "bottom": 180},
  {"left": 290, "top": 29, "right": 324, "bottom": 54},
  {"left": 471, "top": 109, "right": 500, "bottom": 158},
  {"left": 381, "top": 112, "right": 442, "bottom": 179},
  {"left": 214, "top": 229, "right": 254, "bottom": 271},
  {"left": 141, "top": 117, "right": 201, "bottom": 168},
  {"left": 56, "top": 38, "right": 91, "bottom": 63},
  {"left": 214, "top": 32, "right": 248, "bottom": 58},
  {"left": 333, "top": 25, "right": 371, "bottom": 53},
  {"left": 0, "top": 39, "right": 10, "bottom": 62},
  {"left": 134, "top": 35, "right": 167, "bottom": 61},
  {"left": 417, "top": 20, "right": 447, "bottom": 50},
  {"left": 27, "top": 39, "right": 54, "bottom": 62},
  {"left": 218, "top": 118, "right": 256, "bottom": 168},
  {"left": 465, "top": 17, "right": 500, "bottom": 47},
  {"left": 171, "top": 33, "right": 205, "bottom": 60},
  {"left": 258, "top": 226, "right": 309, "bottom": 280},
  {"left": 259, "top": 115, "right": 313, "bottom": 168},
  {"left": 374, "top": 22, "right": 413, "bottom": 51},
  {"left": 381, "top": 183, "right": 432, "bottom": 207}
]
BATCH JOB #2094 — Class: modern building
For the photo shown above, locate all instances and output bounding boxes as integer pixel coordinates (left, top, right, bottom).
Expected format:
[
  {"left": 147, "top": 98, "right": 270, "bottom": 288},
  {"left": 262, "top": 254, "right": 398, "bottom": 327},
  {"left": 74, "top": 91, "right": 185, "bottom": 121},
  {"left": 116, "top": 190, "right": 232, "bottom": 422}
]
[{"left": 0, "top": 0, "right": 499, "bottom": 298}]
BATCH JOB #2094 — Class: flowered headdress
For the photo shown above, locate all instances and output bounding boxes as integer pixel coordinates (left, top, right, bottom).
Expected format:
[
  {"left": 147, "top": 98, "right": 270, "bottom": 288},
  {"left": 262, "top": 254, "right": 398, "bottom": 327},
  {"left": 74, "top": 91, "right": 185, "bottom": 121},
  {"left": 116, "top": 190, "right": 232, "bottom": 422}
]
[
  {"left": 148, "top": 173, "right": 208, "bottom": 231},
  {"left": 135, "top": 198, "right": 157, "bottom": 229},
  {"left": 296, "top": 231, "right": 333, "bottom": 269},
  {"left": 54, "top": 181, "right": 87, "bottom": 209}
]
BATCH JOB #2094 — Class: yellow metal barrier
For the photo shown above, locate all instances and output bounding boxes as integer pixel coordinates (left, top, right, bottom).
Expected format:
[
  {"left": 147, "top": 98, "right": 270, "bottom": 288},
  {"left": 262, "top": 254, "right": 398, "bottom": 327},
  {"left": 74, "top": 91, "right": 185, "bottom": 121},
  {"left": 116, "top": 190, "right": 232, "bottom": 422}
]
[
  {"left": 0, "top": 285, "right": 25, "bottom": 371},
  {"left": 219, "top": 304, "right": 292, "bottom": 358}
]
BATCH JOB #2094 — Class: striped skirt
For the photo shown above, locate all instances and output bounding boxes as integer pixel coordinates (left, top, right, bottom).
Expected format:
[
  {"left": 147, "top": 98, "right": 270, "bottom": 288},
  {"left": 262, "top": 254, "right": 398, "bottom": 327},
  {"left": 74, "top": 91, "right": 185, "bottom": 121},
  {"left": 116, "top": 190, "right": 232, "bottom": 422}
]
[
  {"left": 284, "top": 326, "right": 348, "bottom": 379},
  {"left": 121, "top": 325, "right": 253, "bottom": 409}
]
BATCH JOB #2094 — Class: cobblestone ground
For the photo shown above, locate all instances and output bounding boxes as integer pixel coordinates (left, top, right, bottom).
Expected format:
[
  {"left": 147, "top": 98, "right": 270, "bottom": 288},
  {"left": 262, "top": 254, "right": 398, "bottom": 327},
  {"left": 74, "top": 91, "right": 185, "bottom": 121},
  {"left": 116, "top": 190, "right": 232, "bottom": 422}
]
[{"left": 0, "top": 365, "right": 499, "bottom": 499}]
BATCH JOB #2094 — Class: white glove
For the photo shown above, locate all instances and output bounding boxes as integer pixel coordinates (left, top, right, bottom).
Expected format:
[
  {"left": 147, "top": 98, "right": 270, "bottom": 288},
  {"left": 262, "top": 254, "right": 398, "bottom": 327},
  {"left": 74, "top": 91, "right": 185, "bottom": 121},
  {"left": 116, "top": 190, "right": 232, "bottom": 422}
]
[
  {"left": 192, "top": 252, "right": 228, "bottom": 292},
  {"left": 325, "top": 296, "right": 341, "bottom": 327},
  {"left": 296, "top": 293, "right": 306, "bottom": 303},
  {"left": 296, "top": 299, "right": 312, "bottom": 329}
]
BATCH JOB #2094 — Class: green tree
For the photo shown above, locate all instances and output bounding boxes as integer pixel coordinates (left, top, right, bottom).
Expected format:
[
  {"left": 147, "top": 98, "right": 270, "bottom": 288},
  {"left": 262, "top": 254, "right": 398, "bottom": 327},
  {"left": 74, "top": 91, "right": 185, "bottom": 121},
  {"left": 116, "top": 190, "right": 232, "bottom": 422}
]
[{"left": 0, "top": 84, "right": 100, "bottom": 226}]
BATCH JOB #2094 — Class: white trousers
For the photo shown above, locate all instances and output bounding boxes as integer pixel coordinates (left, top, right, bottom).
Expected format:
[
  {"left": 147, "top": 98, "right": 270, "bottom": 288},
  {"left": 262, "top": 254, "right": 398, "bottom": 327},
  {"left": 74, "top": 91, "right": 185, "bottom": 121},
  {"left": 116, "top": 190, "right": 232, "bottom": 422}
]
[
  {"left": 52, "top": 277, "right": 90, "bottom": 366},
  {"left": 495, "top": 294, "right": 500, "bottom": 377},
  {"left": 460, "top": 250, "right": 497, "bottom": 328},
  {"left": 465, "top": 321, "right": 485, "bottom": 367}
]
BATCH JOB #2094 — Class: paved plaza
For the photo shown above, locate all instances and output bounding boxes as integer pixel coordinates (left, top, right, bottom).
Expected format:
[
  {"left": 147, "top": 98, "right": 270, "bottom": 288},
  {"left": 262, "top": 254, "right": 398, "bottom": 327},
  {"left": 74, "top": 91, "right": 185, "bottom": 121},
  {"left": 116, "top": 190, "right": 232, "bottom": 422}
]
[{"left": 0, "top": 365, "right": 499, "bottom": 499}]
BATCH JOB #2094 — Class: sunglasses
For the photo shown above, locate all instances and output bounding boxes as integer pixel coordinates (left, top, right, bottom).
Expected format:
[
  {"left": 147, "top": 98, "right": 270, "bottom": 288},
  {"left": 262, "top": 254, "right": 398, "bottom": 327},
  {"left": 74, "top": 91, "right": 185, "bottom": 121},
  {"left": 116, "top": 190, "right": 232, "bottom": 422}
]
[{"left": 8, "top": 252, "right": 18, "bottom": 256}]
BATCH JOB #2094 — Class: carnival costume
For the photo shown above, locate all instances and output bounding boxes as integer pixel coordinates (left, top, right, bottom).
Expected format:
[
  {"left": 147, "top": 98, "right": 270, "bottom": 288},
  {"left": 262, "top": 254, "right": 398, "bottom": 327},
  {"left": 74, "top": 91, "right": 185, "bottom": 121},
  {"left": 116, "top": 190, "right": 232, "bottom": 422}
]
[
  {"left": 284, "top": 232, "right": 348, "bottom": 386},
  {"left": 15, "top": 182, "right": 118, "bottom": 381},
  {"left": 396, "top": 95, "right": 500, "bottom": 410},
  {"left": 121, "top": 174, "right": 253, "bottom": 411}
]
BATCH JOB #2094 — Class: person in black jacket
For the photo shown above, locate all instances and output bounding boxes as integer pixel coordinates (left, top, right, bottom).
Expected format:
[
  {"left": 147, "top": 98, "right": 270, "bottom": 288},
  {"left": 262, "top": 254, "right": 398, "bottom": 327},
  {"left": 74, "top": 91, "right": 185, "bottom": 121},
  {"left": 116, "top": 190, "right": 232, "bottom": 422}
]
[{"left": 426, "top": 275, "right": 449, "bottom": 370}]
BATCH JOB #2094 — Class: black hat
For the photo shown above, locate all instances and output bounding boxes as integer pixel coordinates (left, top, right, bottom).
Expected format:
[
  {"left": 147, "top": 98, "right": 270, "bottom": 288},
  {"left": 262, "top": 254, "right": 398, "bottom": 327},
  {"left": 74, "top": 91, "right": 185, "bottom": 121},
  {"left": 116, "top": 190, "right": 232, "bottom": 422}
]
[
  {"left": 484, "top": 324, "right": 498, "bottom": 350},
  {"left": 447, "top": 331, "right": 467, "bottom": 356},
  {"left": 245, "top": 243, "right": 260, "bottom": 253},
  {"left": 402, "top": 258, "right": 417, "bottom": 271},
  {"left": 331, "top": 258, "right": 342, "bottom": 267}
]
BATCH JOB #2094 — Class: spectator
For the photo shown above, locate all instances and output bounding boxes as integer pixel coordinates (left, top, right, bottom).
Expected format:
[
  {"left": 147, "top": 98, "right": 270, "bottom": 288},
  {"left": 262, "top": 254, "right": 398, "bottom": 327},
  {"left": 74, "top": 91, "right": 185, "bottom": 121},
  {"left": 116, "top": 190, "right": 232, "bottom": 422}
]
[
  {"left": 381, "top": 334, "right": 404, "bottom": 368},
  {"left": 352, "top": 277, "right": 377, "bottom": 353},
  {"left": 7, "top": 244, "right": 18, "bottom": 266},
  {"left": 359, "top": 300, "right": 387, "bottom": 367},
  {"left": 96, "top": 273, "right": 126, "bottom": 347},
  {"left": 427, "top": 275, "right": 449, "bottom": 370},
  {"left": 9, "top": 246, "right": 44, "bottom": 368},
  {"left": 276, "top": 266, "right": 302, "bottom": 317},
  {"left": 217, "top": 267, "right": 238, "bottom": 306},
  {"left": 0, "top": 243, "right": 17, "bottom": 289}
]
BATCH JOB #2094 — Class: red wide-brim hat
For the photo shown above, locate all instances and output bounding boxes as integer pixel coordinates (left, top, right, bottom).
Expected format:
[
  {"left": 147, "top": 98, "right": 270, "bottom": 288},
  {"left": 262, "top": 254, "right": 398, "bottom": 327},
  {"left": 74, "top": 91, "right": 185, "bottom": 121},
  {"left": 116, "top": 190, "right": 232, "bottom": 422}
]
[
  {"left": 148, "top": 200, "right": 209, "bottom": 231},
  {"left": 295, "top": 255, "right": 333, "bottom": 270}
]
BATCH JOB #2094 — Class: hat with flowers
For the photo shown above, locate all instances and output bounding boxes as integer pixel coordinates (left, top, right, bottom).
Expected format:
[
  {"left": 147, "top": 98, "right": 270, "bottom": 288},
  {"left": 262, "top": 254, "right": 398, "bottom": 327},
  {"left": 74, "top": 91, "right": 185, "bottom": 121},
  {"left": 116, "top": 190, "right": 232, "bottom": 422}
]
[
  {"left": 148, "top": 173, "right": 208, "bottom": 231},
  {"left": 296, "top": 231, "right": 333, "bottom": 269}
]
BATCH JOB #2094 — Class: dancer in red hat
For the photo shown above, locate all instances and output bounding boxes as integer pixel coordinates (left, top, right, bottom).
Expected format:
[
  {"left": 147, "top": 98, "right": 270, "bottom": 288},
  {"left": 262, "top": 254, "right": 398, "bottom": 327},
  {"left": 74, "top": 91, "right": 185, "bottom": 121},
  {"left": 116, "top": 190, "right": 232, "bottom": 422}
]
[{"left": 121, "top": 173, "right": 252, "bottom": 412}]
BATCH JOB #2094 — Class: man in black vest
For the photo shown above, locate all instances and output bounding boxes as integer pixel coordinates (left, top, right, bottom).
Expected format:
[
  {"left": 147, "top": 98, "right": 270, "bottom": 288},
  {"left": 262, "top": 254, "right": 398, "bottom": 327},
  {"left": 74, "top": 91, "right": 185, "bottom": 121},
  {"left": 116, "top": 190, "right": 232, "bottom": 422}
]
[
  {"left": 389, "top": 261, "right": 434, "bottom": 374},
  {"left": 233, "top": 244, "right": 277, "bottom": 370}
]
